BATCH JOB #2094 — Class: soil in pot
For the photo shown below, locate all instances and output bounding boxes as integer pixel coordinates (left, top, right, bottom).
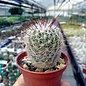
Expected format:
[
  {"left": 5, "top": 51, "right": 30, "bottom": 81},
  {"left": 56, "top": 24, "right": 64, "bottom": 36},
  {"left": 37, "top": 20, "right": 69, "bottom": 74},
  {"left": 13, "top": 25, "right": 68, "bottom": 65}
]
[{"left": 21, "top": 55, "right": 66, "bottom": 72}]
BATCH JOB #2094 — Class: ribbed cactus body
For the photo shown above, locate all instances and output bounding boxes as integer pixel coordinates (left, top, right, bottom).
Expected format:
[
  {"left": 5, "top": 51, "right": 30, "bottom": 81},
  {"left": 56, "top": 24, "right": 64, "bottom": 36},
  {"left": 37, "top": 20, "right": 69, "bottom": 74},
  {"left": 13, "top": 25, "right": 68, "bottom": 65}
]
[{"left": 25, "top": 23, "right": 63, "bottom": 69}]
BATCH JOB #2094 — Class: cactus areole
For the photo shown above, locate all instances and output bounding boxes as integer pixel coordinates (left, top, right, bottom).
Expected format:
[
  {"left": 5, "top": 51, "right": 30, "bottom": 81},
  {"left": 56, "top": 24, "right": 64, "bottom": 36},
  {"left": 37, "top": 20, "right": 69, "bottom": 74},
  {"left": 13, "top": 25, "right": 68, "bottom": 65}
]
[{"left": 25, "top": 22, "right": 63, "bottom": 69}]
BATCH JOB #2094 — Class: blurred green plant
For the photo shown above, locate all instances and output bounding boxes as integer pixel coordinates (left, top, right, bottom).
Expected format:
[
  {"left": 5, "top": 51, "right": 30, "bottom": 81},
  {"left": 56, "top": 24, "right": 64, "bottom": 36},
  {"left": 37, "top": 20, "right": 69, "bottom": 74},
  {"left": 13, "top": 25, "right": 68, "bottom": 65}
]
[
  {"left": 61, "top": 23, "right": 86, "bottom": 36},
  {"left": 58, "top": 15, "right": 69, "bottom": 22},
  {"left": 0, "top": 16, "right": 26, "bottom": 26},
  {"left": 9, "top": 7, "right": 24, "bottom": 15},
  {"left": 70, "top": 14, "right": 86, "bottom": 23},
  {"left": 0, "top": 17, "right": 12, "bottom": 26}
]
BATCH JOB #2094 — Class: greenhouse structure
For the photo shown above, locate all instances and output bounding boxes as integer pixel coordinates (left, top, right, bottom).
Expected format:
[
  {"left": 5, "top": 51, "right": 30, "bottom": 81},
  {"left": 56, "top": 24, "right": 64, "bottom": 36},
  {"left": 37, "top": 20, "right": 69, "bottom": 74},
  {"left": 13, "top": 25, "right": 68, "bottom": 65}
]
[{"left": 0, "top": 0, "right": 86, "bottom": 86}]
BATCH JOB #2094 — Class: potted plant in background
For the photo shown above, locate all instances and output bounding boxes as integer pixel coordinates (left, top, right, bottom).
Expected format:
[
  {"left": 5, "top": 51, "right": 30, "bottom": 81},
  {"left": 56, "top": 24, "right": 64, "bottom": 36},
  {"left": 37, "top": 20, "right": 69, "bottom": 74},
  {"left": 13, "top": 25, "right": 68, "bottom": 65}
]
[
  {"left": 9, "top": 7, "right": 24, "bottom": 15},
  {"left": 16, "top": 18, "right": 69, "bottom": 86}
]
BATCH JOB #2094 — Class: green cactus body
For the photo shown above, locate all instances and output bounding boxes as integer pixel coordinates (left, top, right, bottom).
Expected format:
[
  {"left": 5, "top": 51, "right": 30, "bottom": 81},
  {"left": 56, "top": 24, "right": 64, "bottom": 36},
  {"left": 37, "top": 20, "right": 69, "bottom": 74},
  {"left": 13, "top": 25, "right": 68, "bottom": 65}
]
[
  {"left": 3, "top": 52, "right": 8, "bottom": 60},
  {"left": 9, "top": 54, "right": 14, "bottom": 61},
  {"left": 25, "top": 23, "right": 63, "bottom": 69}
]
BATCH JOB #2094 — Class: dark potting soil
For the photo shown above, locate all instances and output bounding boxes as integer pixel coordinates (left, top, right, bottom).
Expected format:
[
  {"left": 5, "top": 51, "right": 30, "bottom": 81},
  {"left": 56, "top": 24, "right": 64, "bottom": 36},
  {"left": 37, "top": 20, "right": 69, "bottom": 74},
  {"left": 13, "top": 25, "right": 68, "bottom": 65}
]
[{"left": 20, "top": 56, "right": 66, "bottom": 72}]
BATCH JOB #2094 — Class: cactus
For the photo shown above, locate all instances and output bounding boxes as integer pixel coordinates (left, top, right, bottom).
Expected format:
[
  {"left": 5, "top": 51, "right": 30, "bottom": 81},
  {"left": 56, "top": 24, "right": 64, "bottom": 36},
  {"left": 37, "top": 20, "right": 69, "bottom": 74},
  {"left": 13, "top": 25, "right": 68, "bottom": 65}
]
[
  {"left": 24, "top": 20, "right": 63, "bottom": 70},
  {"left": 9, "top": 54, "right": 14, "bottom": 61},
  {"left": 3, "top": 52, "right": 8, "bottom": 60}
]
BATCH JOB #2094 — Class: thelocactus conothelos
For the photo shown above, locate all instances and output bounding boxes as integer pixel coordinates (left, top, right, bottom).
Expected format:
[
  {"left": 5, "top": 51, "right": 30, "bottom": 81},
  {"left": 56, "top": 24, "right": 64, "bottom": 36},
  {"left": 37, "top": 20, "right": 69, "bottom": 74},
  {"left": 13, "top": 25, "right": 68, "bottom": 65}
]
[{"left": 24, "top": 19, "right": 63, "bottom": 70}]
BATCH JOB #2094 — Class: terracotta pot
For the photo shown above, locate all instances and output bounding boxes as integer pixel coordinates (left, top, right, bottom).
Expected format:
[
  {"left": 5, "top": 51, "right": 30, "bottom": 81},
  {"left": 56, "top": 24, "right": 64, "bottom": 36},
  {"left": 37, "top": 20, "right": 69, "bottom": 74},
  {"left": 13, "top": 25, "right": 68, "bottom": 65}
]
[
  {"left": 83, "top": 68, "right": 86, "bottom": 74},
  {"left": 16, "top": 52, "right": 69, "bottom": 86}
]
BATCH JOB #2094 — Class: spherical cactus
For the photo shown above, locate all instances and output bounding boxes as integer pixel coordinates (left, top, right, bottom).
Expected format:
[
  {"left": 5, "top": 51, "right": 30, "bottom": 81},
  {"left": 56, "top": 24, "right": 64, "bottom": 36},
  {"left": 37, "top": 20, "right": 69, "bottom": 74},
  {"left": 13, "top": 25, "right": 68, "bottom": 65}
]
[
  {"left": 3, "top": 52, "right": 8, "bottom": 60},
  {"left": 9, "top": 54, "right": 14, "bottom": 61},
  {"left": 24, "top": 21, "right": 63, "bottom": 69}
]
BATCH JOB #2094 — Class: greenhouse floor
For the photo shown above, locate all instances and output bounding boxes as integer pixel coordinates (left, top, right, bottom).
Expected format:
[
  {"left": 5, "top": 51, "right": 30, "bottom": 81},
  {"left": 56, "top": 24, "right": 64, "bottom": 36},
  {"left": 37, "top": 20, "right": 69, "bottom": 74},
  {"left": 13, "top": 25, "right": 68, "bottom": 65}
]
[{"left": 62, "top": 45, "right": 77, "bottom": 86}]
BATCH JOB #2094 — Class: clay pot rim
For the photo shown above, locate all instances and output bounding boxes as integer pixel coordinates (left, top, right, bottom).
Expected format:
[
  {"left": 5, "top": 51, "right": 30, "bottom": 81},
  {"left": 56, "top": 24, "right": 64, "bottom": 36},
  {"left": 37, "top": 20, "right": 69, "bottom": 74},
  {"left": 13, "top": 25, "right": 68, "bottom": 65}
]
[
  {"left": 83, "top": 68, "right": 86, "bottom": 74},
  {"left": 16, "top": 51, "right": 69, "bottom": 75}
]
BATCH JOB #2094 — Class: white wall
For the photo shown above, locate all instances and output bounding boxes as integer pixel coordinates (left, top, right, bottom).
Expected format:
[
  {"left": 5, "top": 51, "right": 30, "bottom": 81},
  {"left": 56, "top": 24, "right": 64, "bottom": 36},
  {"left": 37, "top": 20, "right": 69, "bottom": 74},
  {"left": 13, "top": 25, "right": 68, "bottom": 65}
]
[{"left": 46, "top": 10, "right": 70, "bottom": 17}]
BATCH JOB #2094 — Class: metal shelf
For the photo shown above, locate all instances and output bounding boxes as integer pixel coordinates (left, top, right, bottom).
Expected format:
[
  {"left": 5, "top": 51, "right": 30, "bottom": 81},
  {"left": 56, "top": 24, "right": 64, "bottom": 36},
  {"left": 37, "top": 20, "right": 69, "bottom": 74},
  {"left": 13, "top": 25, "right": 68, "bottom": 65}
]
[{"left": 60, "top": 26, "right": 86, "bottom": 86}]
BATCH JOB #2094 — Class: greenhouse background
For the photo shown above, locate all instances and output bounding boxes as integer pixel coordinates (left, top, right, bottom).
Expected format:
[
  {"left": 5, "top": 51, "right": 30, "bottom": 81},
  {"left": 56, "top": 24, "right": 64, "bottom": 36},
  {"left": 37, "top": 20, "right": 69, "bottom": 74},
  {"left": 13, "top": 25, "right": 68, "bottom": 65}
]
[{"left": 0, "top": 0, "right": 86, "bottom": 86}]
